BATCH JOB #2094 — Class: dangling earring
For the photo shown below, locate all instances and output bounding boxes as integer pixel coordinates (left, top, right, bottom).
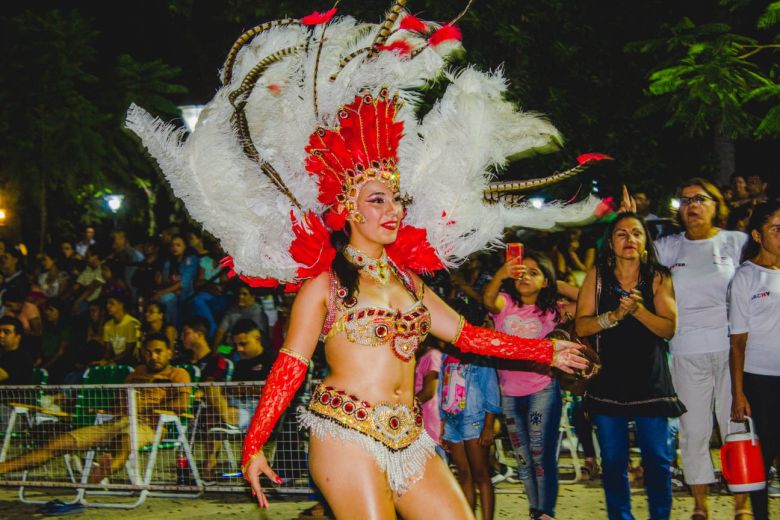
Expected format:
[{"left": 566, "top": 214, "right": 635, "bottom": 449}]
[
  {"left": 351, "top": 211, "right": 365, "bottom": 224},
  {"left": 640, "top": 250, "right": 648, "bottom": 264},
  {"left": 607, "top": 255, "right": 615, "bottom": 268}
]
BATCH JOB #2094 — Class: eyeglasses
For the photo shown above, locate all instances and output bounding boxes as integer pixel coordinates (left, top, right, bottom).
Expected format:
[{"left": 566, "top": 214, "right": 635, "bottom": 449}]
[{"left": 680, "top": 194, "right": 714, "bottom": 207}]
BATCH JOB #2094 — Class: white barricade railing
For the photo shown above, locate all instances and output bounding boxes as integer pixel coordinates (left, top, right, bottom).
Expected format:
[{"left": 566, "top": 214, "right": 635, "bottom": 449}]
[{"left": 0, "top": 380, "right": 314, "bottom": 507}]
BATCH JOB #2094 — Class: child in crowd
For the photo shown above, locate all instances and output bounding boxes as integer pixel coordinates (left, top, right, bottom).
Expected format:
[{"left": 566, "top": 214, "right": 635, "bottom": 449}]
[{"left": 483, "top": 250, "right": 568, "bottom": 520}]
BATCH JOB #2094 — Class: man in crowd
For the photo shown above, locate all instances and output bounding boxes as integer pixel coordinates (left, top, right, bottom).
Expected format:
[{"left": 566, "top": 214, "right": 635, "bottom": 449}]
[
  {"left": 212, "top": 286, "right": 268, "bottom": 350},
  {"left": 74, "top": 226, "right": 96, "bottom": 257},
  {"left": 0, "top": 333, "right": 191, "bottom": 481},
  {"left": 103, "top": 294, "right": 141, "bottom": 365},
  {"left": 0, "top": 248, "right": 29, "bottom": 312},
  {"left": 181, "top": 316, "right": 229, "bottom": 382},
  {"left": 0, "top": 316, "right": 33, "bottom": 385},
  {"left": 634, "top": 191, "right": 659, "bottom": 221},
  {"left": 108, "top": 231, "right": 144, "bottom": 297},
  {"left": 747, "top": 173, "right": 768, "bottom": 205},
  {"left": 70, "top": 246, "right": 104, "bottom": 314}
]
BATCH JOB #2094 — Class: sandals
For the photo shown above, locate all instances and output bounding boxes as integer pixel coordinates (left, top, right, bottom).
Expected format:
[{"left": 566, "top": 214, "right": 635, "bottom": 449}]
[
  {"left": 581, "top": 458, "right": 600, "bottom": 480},
  {"left": 690, "top": 510, "right": 707, "bottom": 520},
  {"left": 734, "top": 510, "right": 754, "bottom": 520},
  {"left": 37, "top": 499, "right": 85, "bottom": 516}
]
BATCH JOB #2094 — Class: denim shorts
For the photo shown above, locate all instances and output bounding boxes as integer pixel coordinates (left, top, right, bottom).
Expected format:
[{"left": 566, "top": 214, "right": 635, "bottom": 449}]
[{"left": 442, "top": 413, "right": 484, "bottom": 443}]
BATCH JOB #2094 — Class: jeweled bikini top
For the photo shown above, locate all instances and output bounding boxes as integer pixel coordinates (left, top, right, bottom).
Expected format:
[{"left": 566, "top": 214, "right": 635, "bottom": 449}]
[{"left": 321, "top": 258, "right": 431, "bottom": 362}]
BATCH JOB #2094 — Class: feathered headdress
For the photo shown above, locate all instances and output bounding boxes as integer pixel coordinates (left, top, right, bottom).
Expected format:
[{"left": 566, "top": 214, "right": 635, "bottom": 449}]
[{"left": 126, "top": 1, "right": 610, "bottom": 290}]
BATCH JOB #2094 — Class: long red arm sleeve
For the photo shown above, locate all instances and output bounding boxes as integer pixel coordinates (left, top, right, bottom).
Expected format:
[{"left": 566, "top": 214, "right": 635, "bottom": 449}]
[
  {"left": 242, "top": 349, "right": 309, "bottom": 470},
  {"left": 452, "top": 319, "right": 554, "bottom": 365}
]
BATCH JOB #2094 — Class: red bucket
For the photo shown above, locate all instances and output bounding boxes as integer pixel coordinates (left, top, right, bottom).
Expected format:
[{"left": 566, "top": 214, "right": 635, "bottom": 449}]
[{"left": 720, "top": 417, "right": 766, "bottom": 493}]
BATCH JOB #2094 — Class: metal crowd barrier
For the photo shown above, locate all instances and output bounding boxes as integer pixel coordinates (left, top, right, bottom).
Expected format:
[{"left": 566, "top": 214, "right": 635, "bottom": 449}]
[{"left": 0, "top": 381, "right": 313, "bottom": 508}]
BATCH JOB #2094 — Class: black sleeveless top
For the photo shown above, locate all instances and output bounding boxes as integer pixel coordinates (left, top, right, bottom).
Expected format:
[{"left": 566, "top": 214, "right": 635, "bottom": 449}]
[{"left": 585, "top": 268, "right": 686, "bottom": 418}]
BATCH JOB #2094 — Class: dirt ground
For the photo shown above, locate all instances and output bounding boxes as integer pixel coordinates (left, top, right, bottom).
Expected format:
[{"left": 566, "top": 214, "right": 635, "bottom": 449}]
[{"left": 0, "top": 479, "right": 777, "bottom": 519}]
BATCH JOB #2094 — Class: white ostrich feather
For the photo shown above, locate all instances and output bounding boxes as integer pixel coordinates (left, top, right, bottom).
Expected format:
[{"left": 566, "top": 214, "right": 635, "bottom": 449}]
[{"left": 126, "top": 9, "right": 600, "bottom": 282}]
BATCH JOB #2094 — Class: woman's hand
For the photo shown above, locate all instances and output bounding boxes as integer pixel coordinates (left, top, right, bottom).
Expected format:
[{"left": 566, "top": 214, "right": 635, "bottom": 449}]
[
  {"left": 731, "top": 392, "right": 751, "bottom": 422},
  {"left": 244, "top": 451, "right": 284, "bottom": 509},
  {"left": 618, "top": 185, "right": 637, "bottom": 214},
  {"left": 551, "top": 340, "right": 590, "bottom": 374},
  {"left": 619, "top": 290, "right": 644, "bottom": 315},
  {"left": 478, "top": 422, "right": 495, "bottom": 447}
]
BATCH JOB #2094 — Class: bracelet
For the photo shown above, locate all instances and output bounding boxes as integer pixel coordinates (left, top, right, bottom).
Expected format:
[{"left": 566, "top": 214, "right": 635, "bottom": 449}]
[
  {"left": 596, "top": 312, "right": 617, "bottom": 330},
  {"left": 549, "top": 339, "right": 558, "bottom": 367},
  {"left": 452, "top": 315, "right": 466, "bottom": 344}
]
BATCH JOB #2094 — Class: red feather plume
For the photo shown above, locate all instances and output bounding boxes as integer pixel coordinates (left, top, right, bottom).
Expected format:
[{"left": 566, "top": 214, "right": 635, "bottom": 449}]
[
  {"left": 429, "top": 24, "right": 462, "bottom": 46},
  {"left": 399, "top": 14, "right": 428, "bottom": 33},
  {"left": 301, "top": 8, "right": 337, "bottom": 26},
  {"left": 289, "top": 211, "right": 337, "bottom": 281},
  {"left": 219, "top": 256, "right": 279, "bottom": 288},
  {"left": 377, "top": 40, "right": 413, "bottom": 56},
  {"left": 386, "top": 225, "right": 444, "bottom": 275},
  {"left": 576, "top": 152, "right": 613, "bottom": 165}
]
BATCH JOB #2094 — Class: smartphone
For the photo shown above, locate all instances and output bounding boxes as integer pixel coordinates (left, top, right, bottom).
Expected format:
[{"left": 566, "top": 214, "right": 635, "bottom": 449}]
[{"left": 505, "top": 242, "right": 524, "bottom": 263}]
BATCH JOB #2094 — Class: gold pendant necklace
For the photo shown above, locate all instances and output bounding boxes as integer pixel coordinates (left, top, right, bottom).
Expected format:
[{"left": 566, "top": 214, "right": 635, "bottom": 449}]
[{"left": 344, "top": 245, "right": 391, "bottom": 286}]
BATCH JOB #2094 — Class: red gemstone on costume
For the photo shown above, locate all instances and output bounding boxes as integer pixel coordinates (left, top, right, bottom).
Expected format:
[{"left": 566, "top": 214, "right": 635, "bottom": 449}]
[
  {"left": 389, "top": 417, "right": 400, "bottom": 430},
  {"left": 355, "top": 408, "right": 368, "bottom": 421},
  {"left": 415, "top": 415, "right": 422, "bottom": 426},
  {"left": 331, "top": 395, "right": 343, "bottom": 407},
  {"left": 375, "top": 324, "right": 388, "bottom": 338},
  {"left": 319, "top": 392, "right": 331, "bottom": 405},
  {"left": 343, "top": 401, "right": 355, "bottom": 414}
]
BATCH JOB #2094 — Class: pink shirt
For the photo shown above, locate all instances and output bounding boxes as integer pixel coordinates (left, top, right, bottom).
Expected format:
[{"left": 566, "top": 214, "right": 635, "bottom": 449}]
[
  {"left": 491, "top": 292, "right": 558, "bottom": 397},
  {"left": 415, "top": 349, "right": 443, "bottom": 444}
]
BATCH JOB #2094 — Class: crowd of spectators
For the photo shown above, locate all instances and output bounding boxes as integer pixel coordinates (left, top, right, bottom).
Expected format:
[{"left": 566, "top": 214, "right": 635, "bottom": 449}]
[{"left": 0, "top": 171, "right": 777, "bottom": 519}]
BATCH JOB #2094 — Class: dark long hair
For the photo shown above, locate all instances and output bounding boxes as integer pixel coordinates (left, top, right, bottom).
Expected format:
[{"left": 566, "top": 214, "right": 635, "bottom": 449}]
[
  {"left": 500, "top": 250, "right": 559, "bottom": 321},
  {"left": 598, "top": 212, "right": 670, "bottom": 282},
  {"left": 330, "top": 226, "right": 360, "bottom": 301},
  {"left": 742, "top": 201, "right": 780, "bottom": 262}
]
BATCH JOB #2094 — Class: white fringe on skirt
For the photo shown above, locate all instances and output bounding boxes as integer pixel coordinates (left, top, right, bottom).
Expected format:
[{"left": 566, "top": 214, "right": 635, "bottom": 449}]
[{"left": 298, "top": 407, "right": 437, "bottom": 495}]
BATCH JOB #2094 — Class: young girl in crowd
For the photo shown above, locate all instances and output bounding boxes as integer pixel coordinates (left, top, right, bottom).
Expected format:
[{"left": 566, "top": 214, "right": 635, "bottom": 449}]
[
  {"left": 483, "top": 250, "right": 570, "bottom": 520},
  {"left": 142, "top": 301, "right": 178, "bottom": 351},
  {"left": 729, "top": 201, "right": 780, "bottom": 520},
  {"left": 440, "top": 347, "right": 502, "bottom": 520},
  {"left": 414, "top": 338, "right": 445, "bottom": 458}
]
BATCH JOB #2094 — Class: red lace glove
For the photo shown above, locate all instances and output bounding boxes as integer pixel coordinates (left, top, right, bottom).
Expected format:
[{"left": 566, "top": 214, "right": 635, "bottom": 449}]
[
  {"left": 242, "top": 348, "right": 309, "bottom": 470},
  {"left": 452, "top": 318, "right": 553, "bottom": 365}
]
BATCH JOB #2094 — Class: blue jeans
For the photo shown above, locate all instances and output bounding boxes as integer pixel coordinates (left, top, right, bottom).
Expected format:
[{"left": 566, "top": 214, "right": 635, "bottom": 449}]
[
  {"left": 503, "top": 380, "right": 562, "bottom": 518},
  {"left": 592, "top": 414, "right": 672, "bottom": 520},
  {"left": 190, "top": 291, "right": 230, "bottom": 338}
]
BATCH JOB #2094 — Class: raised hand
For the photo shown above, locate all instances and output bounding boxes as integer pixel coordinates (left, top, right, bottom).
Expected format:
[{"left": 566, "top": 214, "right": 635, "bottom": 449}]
[{"left": 618, "top": 184, "right": 637, "bottom": 214}]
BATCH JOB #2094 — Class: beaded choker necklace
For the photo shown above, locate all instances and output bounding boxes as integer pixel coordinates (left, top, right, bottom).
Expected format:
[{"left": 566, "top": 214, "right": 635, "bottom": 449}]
[{"left": 344, "top": 245, "right": 391, "bottom": 286}]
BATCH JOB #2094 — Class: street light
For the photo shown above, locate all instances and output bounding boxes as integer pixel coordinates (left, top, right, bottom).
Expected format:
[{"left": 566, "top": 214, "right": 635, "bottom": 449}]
[
  {"left": 104, "top": 194, "right": 124, "bottom": 229},
  {"left": 179, "top": 105, "right": 205, "bottom": 133},
  {"left": 0, "top": 208, "right": 6, "bottom": 226}
]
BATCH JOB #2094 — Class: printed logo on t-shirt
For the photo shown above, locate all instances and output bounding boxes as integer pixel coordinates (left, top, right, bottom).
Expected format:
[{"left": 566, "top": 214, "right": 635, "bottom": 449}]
[
  {"left": 502, "top": 315, "right": 543, "bottom": 339},
  {"left": 751, "top": 291, "right": 770, "bottom": 301},
  {"left": 712, "top": 254, "right": 732, "bottom": 265},
  {"left": 670, "top": 263, "right": 686, "bottom": 270}
]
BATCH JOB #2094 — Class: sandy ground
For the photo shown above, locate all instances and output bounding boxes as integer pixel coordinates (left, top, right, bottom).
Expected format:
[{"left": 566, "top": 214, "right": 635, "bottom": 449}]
[{"left": 0, "top": 479, "right": 777, "bottom": 519}]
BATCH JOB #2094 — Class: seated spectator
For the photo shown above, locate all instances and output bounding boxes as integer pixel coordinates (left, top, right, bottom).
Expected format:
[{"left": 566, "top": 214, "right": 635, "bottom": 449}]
[
  {"left": 212, "top": 285, "right": 268, "bottom": 350},
  {"left": 180, "top": 316, "right": 229, "bottom": 382},
  {"left": 141, "top": 301, "right": 178, "bottom": 350},
  {"left": 0, "top": 316, "right": 34, "bottom": 385},
  {"left": 36, "top": 248, "right": 70, "bottom": 299},
  {"left": 59, "top": 240, "right": 84, "bottom": 278},
  {"left": 202, "top": 319, "right": 273, "bottom": 477},
  {"left": 70, "top": 246, "right": 104, "bottom": 315},
  {"left": 1, "top": 287, "right": 42, "bottom": 337},
  {"left": 62, "top": 339, "right": 108, "bottom": 385},
  {"left": 726, "top": 203, "right": 753, "bottom": 232},
  {"left": 0, "top": 333, "right": 190, "bottom": 481},
  {"left": 108, "top": 230, "right": 144, "bottom": 297},
  {"left": 131, "top": 239, "right": 164, "bottom": 302},
  {"left": 102, "top": 294, "right": 141, "bottom": 365},
  {"left": 39, "top": 298, "right": 73, "bottom": 380},
  {"left": 152, "top": 234, "right": 198, "bottom": 329},
  {"left": 100, "top": 259, "right": 131, "bottom": 303},
  {"left": 188, "top": 230, "right": 229, "bottom": 339},
  {"left": 82, "top": 300, "right": 106, "bottom": 346},
  {"left": 74, "top": 226, "right": 96, "bottom": 257},
  {"left": 0, "top": 246, "right": 30, "bottom": 311}
]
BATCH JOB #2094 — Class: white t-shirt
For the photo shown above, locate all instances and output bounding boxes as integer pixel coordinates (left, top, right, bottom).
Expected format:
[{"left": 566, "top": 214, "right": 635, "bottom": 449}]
[
  {"left": 654, "top": 230, "right": 748, "bottom": 355},
  {"left": 728, "top": 261, "right": 780, "bottom": 377}
]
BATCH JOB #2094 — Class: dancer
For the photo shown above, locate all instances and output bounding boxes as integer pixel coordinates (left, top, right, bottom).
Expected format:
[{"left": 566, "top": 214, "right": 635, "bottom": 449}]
[{"left": 127, "top": 3, "right": 607, "bottom": 516}]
